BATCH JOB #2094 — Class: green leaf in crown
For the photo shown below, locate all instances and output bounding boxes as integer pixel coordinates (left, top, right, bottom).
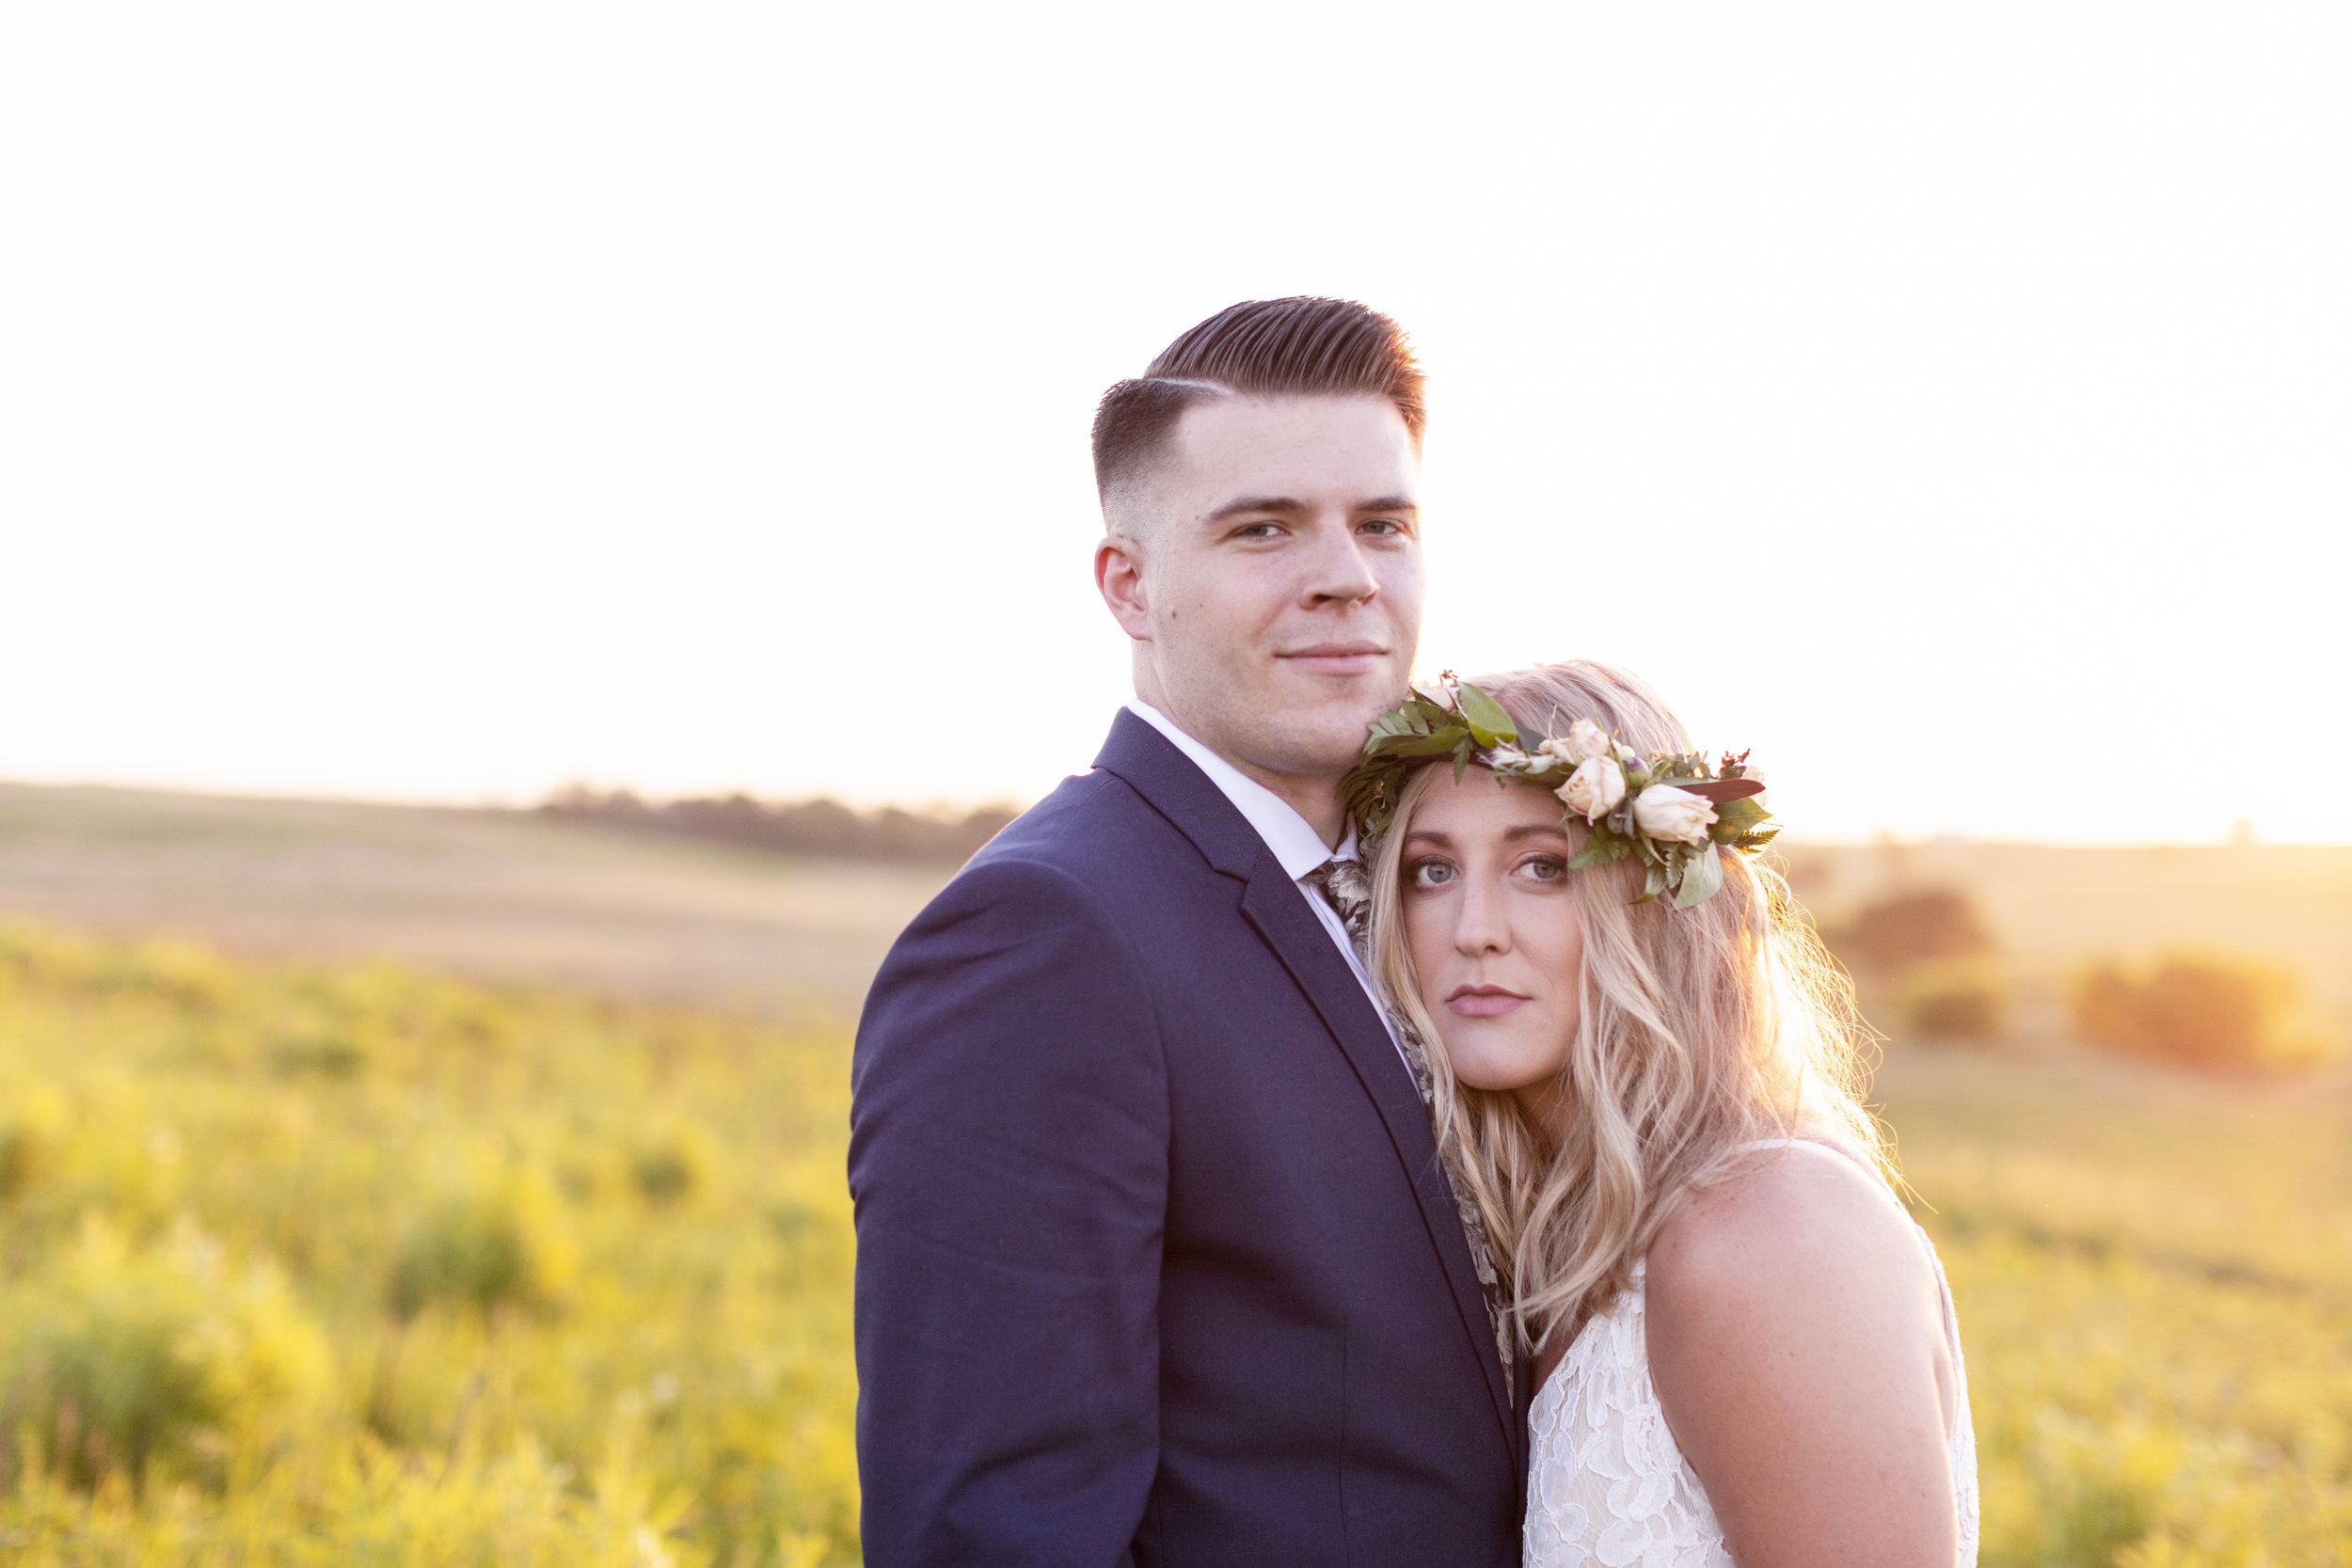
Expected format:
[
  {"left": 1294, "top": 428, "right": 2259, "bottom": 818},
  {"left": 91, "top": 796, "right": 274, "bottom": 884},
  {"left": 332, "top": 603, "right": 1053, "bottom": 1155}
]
[
  {"left": 1341, "top": 675, "right": 1779, "bottom": 910},
  {"left": 1454, "top": 683, "right": 1518, "bottom": 749}
]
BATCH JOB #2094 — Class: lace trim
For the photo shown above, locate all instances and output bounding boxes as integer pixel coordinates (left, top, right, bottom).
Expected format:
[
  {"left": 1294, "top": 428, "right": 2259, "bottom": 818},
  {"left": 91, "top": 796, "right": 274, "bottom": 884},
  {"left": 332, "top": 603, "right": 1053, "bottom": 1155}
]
[{"left": 1526, "top": 1264, "right": 1732, "bottom": 1568}]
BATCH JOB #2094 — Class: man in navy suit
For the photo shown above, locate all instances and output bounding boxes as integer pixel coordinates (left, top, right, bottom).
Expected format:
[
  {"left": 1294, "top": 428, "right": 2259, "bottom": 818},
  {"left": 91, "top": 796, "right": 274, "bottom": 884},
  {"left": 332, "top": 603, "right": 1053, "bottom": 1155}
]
[{"left": 850, "top": 298, "right": 1522, "bottom": 1565}]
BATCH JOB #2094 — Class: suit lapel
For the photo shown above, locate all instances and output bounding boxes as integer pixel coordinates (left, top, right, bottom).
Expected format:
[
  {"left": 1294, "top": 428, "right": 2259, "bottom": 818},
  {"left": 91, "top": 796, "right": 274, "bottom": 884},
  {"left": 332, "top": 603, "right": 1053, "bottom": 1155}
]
[
  {"left": 1093, "top": 712, "right": 1519, "bottom": 1457},
  {"left": 1236, "top": 862, "right": 1519, "bottom": 1457}
]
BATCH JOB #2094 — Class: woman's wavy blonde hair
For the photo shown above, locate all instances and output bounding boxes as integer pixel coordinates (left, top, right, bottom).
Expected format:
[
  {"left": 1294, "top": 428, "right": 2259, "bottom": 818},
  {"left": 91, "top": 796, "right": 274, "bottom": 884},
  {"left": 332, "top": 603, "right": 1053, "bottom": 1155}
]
[{"left": 1367, "top": 660, "right": 1887, "bottom": 1358}]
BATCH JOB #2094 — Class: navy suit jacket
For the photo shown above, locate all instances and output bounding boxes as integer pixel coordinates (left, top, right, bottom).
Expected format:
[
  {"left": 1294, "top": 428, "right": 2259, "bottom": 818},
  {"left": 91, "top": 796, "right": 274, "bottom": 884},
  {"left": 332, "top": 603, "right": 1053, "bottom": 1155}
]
[{"left": 850, "top": 711, "right": 1524, "bottom": 1566}]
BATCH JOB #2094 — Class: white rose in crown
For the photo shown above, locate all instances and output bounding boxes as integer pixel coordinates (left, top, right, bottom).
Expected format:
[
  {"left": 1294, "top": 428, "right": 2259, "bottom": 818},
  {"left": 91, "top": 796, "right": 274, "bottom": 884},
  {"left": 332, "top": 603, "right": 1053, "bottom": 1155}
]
[
  {"left": 1485, "top": 744, "right": 1532, "bottom": 770},
  {"left": 1539, "top": 718, "right": 1613, "bottom": 768},
  {"left": 1555, "top": 756, "right": 1627, "bottom": 822},
  {"left": 1632, "top": 784, "right": 1718, "bottom": 846}
]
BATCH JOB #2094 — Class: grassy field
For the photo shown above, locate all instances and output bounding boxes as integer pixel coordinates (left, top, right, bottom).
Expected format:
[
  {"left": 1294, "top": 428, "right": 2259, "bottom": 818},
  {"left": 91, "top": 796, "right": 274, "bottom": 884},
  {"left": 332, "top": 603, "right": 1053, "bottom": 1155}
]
[
  {"left": 1880, "top": 1045, "right": 2352, "bottom": 1562},
  {"left": 2, "top": 781, "right": 2350, "bottom": 1563},
  {"left": 0, "top": 924, "right": 859, "bottom": 1565}
]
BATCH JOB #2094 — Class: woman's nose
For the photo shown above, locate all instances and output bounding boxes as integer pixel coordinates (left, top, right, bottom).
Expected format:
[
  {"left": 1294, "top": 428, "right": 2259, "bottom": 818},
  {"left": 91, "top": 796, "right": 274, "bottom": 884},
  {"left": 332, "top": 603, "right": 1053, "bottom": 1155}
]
[{"left": 1454, "top": 872, "right": 1510, "bottom": 955}]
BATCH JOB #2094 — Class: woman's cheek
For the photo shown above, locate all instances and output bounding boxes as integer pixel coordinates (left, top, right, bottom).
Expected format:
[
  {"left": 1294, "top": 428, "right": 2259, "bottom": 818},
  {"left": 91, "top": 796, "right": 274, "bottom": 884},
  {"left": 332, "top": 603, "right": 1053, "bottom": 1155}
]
[{"left": 1405, "top": 909, "right": 1449, "bottom": 1001}]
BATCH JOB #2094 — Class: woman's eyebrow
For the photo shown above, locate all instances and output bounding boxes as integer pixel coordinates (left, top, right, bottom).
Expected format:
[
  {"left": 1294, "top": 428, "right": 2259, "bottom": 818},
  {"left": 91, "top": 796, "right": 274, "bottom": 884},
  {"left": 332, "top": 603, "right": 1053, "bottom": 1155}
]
[
  {"left": 1402, "top": 830, "right": 1454, "bottom": 848},
  {"left": 1503, "top": 822, "right": 1572, "bottom": 843}
]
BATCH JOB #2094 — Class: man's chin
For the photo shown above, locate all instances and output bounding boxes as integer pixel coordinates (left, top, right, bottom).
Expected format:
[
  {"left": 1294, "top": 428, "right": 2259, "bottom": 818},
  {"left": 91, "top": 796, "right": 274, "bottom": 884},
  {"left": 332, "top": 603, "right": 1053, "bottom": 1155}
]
[
  {"left": 1256, "top": 687, "right": 1405, "bottom": 775},
  {"left": 1277, "top": 669, "right": 1406, "bottom": 730}
]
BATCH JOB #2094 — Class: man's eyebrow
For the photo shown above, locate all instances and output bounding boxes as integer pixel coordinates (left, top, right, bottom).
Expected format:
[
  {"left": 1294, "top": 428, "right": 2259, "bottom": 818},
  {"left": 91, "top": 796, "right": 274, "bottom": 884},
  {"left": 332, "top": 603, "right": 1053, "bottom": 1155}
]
[
  {"left": 1205, "top": 495, "right": 1304, "bottom": 522},
  {"left": 1202, "top": 494, "right": 1422, "bottom": 523}
]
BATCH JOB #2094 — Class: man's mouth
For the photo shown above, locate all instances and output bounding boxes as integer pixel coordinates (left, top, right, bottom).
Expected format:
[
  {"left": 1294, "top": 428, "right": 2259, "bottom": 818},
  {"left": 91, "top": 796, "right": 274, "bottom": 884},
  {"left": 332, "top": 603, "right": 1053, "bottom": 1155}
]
[
  {"left": 1445, "top": 983, "right": 1529, "bottom": 1019},
  {"left": 1278, "top": 643, "right": 1388, "bottom": 675}
]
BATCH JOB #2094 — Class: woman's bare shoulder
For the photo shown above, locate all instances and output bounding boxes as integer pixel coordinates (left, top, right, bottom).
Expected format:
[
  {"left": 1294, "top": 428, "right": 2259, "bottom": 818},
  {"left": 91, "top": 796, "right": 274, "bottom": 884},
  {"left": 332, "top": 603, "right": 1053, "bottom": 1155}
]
[
  {"left": 1645, "top": 1141, "right": 1932, "bottom": 1325},
  {"left": 1642, "top": 1143, "right": 1962, "bottom": 1568}
]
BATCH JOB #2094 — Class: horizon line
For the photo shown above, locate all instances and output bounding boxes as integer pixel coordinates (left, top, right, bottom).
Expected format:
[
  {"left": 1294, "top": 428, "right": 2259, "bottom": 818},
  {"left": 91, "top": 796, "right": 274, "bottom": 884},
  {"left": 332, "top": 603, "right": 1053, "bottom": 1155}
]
[{"left": 0, "top": 775, "right": 2338, "bottom": 853}]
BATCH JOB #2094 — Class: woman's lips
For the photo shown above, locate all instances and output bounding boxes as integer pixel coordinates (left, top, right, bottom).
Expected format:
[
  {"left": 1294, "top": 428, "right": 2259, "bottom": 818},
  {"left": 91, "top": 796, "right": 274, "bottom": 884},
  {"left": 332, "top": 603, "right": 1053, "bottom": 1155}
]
[{"left": 1446, "top": 986, "right": 1529, "bottom": 1019}]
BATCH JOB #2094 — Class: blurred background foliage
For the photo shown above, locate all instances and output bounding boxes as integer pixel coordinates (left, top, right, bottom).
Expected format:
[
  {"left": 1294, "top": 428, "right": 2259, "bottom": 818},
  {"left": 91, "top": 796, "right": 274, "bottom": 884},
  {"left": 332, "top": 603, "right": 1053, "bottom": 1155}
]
[
  {"left": 2071, "top": 953, "right": 2325, "bottom": 1075},
  {"left": 1822, "top": 878, "right": 2337, "bottom": 1078}
]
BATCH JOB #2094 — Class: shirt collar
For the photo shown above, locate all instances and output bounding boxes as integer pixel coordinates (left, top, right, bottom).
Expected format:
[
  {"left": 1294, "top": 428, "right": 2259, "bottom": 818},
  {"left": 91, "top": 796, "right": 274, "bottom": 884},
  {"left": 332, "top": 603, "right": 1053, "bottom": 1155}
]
[{"left": 1125, "top": 702, "right": 1353, "bottom": 879}]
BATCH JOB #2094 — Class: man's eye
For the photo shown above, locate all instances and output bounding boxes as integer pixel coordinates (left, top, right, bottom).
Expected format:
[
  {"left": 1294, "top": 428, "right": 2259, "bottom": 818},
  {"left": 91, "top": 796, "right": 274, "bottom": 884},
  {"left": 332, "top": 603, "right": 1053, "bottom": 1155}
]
[
  {"left": 1407, "top": 859, "right": 1456, "bottom": 890},
  {"left": 1234, "top": 521, "right": 1284, "bottom": 539},
  {"left": 1359, "top": 517, "right": 1406, "bottom": 536}
]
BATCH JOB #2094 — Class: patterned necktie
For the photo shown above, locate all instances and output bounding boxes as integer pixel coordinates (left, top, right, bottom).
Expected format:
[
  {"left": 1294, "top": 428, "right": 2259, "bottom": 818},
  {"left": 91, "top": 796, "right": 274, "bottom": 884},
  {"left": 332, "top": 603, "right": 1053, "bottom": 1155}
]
[
  {"left": 1305, "top": 857, "right": 1517, "bottom": 1395},
  {"left": 1305, "top": 856, "right": 1375, "bottom": 958},
  {"left": 1306, "top": 856, "right": 1422, "bottom": 1105}
]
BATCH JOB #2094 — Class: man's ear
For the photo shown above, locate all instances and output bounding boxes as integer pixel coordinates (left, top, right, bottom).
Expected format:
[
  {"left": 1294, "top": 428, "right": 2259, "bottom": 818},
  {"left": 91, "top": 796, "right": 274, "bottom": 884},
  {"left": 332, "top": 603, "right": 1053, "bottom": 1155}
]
[{"left": 1095, "top": 531, "right": 1153, "bottom": 643}]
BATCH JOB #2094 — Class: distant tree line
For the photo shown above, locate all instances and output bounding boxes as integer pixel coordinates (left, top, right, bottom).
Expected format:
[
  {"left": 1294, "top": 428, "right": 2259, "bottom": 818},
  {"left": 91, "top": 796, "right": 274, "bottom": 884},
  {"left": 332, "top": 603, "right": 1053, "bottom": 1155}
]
[{"left": 539, "top": 785, "right": 1020, "bottom": 865}]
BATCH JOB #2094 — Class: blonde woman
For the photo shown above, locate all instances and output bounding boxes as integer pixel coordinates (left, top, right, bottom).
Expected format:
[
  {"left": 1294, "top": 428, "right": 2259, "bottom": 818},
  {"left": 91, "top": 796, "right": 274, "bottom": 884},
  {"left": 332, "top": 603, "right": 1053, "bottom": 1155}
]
[{"left": 1359, "top": 662, "right": 1977, "bottom": 1567}]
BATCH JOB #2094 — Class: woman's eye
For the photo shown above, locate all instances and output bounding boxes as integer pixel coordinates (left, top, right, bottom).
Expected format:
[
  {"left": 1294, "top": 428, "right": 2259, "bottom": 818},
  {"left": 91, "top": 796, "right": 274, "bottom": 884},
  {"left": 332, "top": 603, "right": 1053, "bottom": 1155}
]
[
  {"left": 1519, "top": 855, "right": 1567, "bottom": 883},
  {"left": 1407, "top": 859, "right": 1456, "bottom": 890}
]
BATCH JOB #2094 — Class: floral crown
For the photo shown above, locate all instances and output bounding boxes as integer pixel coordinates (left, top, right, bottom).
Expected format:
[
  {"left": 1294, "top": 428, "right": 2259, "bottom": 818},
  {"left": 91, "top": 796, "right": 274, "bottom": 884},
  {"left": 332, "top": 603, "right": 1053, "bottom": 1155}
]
[{"left": 1340, "top": 675, "right": 1777, "bottom": 909}]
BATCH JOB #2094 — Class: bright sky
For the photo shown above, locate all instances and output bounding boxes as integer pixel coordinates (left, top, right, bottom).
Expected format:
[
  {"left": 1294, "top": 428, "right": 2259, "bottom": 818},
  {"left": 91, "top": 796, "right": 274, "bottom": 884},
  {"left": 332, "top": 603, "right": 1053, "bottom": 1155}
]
[{"left": 3, "top": 5, "right": 2345, "bottom": 843}]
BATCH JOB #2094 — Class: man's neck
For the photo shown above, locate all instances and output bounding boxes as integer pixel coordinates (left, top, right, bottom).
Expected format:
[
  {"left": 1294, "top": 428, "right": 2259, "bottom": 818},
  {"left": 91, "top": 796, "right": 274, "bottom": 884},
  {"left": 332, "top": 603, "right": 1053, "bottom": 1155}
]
[
  {"left": 1224, "top": 755, "right": 1347, "bottom": 848},
  {"left": 1132, "top": 695, "right": 1348, "bottom": 847}
]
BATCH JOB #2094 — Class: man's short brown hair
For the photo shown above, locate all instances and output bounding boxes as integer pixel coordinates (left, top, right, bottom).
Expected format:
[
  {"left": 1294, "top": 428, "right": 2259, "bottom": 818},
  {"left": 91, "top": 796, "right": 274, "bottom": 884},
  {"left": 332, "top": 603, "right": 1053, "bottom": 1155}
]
[{"left": 1090, "top": 298, "right": 1424, "bottom": 500}]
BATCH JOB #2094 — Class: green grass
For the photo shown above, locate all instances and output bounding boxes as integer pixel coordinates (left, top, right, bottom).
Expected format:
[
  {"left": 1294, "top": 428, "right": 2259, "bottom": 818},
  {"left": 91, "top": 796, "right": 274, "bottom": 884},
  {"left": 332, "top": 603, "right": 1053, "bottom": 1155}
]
[
  {"left": 4, "top": 917, "right": 2350, "bottom": 1565},
  {"left": 0, "top": 923, "right": 858, "bottom": 1566}
]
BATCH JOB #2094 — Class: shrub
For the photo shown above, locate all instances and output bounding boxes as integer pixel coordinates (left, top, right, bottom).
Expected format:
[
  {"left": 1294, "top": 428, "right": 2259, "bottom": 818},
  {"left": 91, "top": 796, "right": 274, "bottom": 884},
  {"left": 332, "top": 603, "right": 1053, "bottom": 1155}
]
[
  {"left": 1836, "top": 887, "right": 1992, "bottom": 974},
  {"left": 1899, "top": 957, "right": 2010, "bottom": 1041},
  {"left": 0, "top": 1089, "right": 64, "bottom": 1204},
  {"left": 628, "top": 1131, "right": 706, "bottom": 1206},
  {"left": 2071, "top": 951, "right": 2327, "bottom": 1073},
  {"left": 3, "top": 1217, "right": 332, "bottom": 1487},
  {"left": 269, "top": 1031, "right": 371, "bottom": 1077},
  {"left": 389, "top": 1176, "right": 577, "bottom": 1322}
]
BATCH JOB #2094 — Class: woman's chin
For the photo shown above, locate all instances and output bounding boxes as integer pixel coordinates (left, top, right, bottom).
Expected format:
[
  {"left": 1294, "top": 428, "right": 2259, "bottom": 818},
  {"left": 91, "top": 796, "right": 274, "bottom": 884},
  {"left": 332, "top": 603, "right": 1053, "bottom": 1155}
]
[
  {"left": 1432, "top": 1015, "right": 1565, "bottom": 1093},
  {"left": 1441, "top": 1048, "right": 1559, "bottom": 1098}
]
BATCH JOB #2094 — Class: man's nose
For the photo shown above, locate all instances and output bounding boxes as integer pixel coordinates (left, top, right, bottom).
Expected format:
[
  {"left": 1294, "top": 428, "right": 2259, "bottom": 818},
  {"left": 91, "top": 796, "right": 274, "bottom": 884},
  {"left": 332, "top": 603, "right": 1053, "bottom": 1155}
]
[{"left": 1300, "top": 516, "right": 1379, "bottom": 606}]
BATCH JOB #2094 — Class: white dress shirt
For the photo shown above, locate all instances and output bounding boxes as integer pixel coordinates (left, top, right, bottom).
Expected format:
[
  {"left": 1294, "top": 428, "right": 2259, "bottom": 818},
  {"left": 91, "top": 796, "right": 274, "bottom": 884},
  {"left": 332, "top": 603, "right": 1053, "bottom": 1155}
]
[{"left": 1126, "top": 702, "right": 1410, "bottom": 1069}]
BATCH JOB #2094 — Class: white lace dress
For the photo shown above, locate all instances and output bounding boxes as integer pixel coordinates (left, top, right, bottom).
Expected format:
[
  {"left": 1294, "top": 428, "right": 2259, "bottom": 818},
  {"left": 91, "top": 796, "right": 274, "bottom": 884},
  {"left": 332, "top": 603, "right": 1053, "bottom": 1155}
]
[{"left": 1523, "top": 1143, "right": 1979, "bottom": 1567}]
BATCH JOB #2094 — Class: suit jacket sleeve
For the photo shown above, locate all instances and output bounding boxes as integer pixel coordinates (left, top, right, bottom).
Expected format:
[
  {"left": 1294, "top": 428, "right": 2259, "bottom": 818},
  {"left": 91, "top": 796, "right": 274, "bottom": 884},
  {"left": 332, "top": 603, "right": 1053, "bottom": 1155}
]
[{"left": 850, "top": 854, "right": 1168, "bottom": 1568}]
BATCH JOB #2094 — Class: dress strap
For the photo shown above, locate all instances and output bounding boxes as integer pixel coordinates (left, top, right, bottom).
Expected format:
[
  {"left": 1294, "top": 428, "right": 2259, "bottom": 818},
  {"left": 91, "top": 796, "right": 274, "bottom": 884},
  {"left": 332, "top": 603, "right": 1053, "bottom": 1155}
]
[
  {"left": 1731, "top": 1133, "right": 1871, "bottom": 1165},
  {"left": 1730, "top": 1136, "right": 1914, "bottom": 1227}
]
